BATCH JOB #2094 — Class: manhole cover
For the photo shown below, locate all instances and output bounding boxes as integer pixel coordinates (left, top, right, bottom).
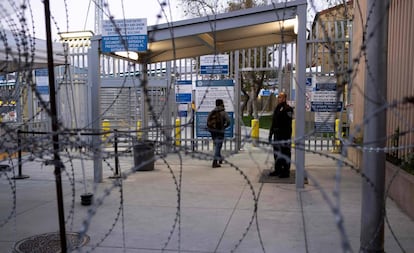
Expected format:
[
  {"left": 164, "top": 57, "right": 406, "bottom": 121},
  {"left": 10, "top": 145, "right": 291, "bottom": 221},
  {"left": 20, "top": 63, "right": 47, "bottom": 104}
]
[{"left": 14, "top": 232, "right": 89, "bottom": 253}]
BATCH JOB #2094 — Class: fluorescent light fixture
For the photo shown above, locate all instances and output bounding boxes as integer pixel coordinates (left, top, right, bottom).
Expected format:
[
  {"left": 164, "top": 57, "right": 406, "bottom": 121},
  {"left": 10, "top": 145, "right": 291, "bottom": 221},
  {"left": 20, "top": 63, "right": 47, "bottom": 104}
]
[
  {"left": 58, "top": 31, "right": 94, "bottom": 39},
  {"left": 284, "top": 17, "right": 298, "bottom": 35},
  {"left": 114, "top": 51, "right": 139, "bottom": 61},
  {"left": 294, "top": 16, "right": 298, "bottom": 35}
]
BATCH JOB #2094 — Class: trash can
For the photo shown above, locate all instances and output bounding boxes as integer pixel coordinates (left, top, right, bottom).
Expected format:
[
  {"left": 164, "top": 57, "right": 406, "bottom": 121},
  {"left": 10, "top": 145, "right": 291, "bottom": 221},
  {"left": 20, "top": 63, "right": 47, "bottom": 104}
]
[{"left": 133, "top": 141, "right": 155, "bottom": 171}]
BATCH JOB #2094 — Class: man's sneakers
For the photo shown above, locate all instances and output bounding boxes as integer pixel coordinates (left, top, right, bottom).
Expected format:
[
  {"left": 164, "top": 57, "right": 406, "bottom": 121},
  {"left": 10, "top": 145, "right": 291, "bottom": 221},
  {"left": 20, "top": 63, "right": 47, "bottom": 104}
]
[
  {"left": 212, "top": 160, "right": 221, "bottom": 168},
  {"left": 278, "top": 173, "right": 290, "bottom": 178},
  {"left": 269, "top": 169, "right": 290, "bottom": 178},
  {"left": 269, "top": 170, "right": 280, "bottom": 177}
]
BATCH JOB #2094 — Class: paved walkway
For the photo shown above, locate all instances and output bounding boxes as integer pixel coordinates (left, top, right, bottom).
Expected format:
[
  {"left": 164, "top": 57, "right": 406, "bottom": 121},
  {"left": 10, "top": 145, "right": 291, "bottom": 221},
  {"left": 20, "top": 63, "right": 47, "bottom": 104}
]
[{"left": 0, "top": 141, "right": 413, "bottom": 253}]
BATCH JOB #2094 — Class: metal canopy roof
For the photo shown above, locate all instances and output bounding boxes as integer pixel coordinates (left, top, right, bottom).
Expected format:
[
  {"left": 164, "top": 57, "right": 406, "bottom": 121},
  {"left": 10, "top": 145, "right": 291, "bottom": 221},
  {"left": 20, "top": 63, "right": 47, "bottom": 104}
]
[
  {"left": 141, "top": 0, "right": 306, "bottom": 63},
  {"left": 0, "top": 29, "right": 66, "bottom": 74},
  {"left": 90, "top": 0, "right": 308, "bottom": 188}
]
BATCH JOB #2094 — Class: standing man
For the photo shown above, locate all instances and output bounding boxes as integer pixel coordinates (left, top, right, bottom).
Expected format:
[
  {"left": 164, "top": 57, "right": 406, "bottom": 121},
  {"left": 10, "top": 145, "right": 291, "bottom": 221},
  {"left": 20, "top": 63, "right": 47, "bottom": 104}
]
[
  {"left": 268, "top": 92, "right": 294, "bottom": 178},
  {"left": 207, "top": 99, "right": 231, "bottom": 168}
]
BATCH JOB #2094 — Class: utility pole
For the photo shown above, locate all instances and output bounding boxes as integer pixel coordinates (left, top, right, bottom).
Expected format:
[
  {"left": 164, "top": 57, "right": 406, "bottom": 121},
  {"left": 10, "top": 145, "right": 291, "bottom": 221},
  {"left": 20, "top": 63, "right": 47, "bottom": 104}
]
[
  {"left": 360, "top": 0, "right": 388, "bottom": 252},
  {"left": 295, "top": 3, "right": 307, "bottom": 188},
  {"left": 43, "top": 0, "right": 67, "bottom": 252},
  {"left": 95, "top": 0, "right": 103, "bottom": 34}
]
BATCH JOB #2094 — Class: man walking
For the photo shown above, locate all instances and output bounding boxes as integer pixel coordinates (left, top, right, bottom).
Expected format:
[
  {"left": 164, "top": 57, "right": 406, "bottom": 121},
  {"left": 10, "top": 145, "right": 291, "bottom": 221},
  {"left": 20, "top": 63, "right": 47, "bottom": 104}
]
[
  {"left": 207, "top": 99, "right": 231, "bottom": 168},
  {"left": 268, "top": 92, "right": 293, "bottom": 178}
]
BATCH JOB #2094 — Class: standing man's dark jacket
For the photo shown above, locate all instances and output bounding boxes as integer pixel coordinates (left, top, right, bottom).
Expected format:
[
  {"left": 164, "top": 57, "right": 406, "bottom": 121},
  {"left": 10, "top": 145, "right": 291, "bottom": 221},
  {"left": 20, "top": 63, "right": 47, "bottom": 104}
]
[
  {"left": 208, "top": 104, "right": 231, "bottom": 139},
  {"left": 269, "top": 101, "right": 293, "bottom": 141},
  {"left": 268, "top": 93, "right": 293, "bottom": 177},
  {"left": 208, "top": 99, "right": 231, "bottom": 168}
]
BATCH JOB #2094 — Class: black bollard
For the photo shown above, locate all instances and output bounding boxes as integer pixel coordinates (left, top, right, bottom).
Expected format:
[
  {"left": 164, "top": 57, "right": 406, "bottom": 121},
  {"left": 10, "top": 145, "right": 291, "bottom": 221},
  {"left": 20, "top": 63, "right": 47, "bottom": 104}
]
[
  {"left": 12, "top": 130, "right": 29, "bottom": 180},
  {"left": 109, "top": 129, "right": 121, "bottom": 178}
]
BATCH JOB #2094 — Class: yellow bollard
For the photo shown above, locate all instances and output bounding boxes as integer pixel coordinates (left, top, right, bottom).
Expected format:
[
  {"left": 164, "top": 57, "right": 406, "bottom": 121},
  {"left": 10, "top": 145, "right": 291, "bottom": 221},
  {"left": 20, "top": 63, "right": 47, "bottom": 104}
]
[
  {"left": 175, "top": 118, "right": 181, "bottom": 146},
  {"left": 136, "top": 120, "right": 142, "bottom": 140},
  {"left": 291, "top": 119, "right": 296, "bottom": 148},
  {"left": 102, "top": 119, "right": 110, "bottom": 141},
  {"left": 333, "top": 119, "right": 341, "bottom": 153},
  {"left": 251, "top": 119, "right": 259, "bottom": 146}
]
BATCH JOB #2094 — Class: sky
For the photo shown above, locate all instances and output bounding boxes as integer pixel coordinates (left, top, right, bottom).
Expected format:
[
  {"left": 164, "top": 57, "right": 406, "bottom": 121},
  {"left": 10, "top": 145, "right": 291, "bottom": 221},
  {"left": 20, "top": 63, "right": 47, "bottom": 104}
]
[
  {"left": 0, "top": 0, "right": 334, "bottom": 41},
  {"left": 0, "top": 0, "right": 182, "bottom": 40}
]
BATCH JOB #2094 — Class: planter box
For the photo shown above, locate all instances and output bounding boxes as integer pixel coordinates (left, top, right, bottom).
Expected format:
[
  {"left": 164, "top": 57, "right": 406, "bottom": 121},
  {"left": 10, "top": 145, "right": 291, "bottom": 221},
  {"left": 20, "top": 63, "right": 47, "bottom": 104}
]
[
  {"left": 348, "top": 147, "right": 363, "bottom": 168},
  {"left": 348, "top": 147, "right": 414, "bottom": 220},
  {"left": 386, "top": 161, "right": 414, "bottom": 220}
]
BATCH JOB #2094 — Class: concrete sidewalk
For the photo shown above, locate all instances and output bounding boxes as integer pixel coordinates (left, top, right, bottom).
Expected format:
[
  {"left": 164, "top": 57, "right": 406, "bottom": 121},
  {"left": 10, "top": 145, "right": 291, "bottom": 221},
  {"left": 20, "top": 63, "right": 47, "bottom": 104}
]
[{"left": 0, "top": 143, "right": 413, "bottom": 253}]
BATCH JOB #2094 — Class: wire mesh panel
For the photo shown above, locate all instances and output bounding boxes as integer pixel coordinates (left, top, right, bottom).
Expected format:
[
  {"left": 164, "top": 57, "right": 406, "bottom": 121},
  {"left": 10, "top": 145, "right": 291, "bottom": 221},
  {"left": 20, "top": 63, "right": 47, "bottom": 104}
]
[
  {"left": 100, "top": 86, "right": 139, "bottom": 132},
  {"left": 305, "top": 19, "right": 352, "bottom": 151}
]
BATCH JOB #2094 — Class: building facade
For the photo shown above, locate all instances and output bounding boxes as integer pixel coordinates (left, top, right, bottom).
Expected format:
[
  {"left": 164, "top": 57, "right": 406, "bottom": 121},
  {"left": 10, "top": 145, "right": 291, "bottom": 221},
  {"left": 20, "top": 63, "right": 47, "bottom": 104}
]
[{"left": 349, "top": 0, "right": 414, "bottom": 166}]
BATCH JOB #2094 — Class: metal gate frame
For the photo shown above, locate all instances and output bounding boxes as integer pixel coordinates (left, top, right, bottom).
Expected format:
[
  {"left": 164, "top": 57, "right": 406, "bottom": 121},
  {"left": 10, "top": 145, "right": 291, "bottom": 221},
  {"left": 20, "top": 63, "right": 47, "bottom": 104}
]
[
  {"left": 88, "top": 37, "right": 173, "bottom": 183},
  {"left": 304, "top": 19, "right": 352, "bottom": 151}
]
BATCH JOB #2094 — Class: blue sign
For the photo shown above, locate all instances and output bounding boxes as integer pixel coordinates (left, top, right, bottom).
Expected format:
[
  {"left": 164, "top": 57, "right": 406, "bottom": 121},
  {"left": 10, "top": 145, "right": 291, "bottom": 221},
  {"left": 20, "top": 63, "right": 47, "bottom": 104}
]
[
  {"left": 35, "top": 68, "right": 49, "bottom": 96},
  {"left": 101, "top": 18, "right": 147, "bottom": 53},
  {"left": 102, "top": 35, "right": 147, "bottom": 53},
  {"left": 36, "top": 86, "right": 49, "bottom": 94},
  {"left": 35, "top": 69, "right": 48, "bottom": 76},
  {"left": 178, "top": 111, "right": 188, "bottom": 117},
  {"left": 315, "top": 82, "right": 337, "bottom": 91},
  {"left": 176, "top": 93, "right": 192, "bottom": 103},
  {"left": 311, "top": 101, "right": 343, "bottom": 112},
  {"left": 196, "top": 112, "right": 234, "bottom": 138},
  {"left": 177, "top": 80, "right": 192, "bottom": 85},
  {"left": 262, "top": 90, "right": 271, "bottom": 96},
  {"left": 315, "top": 122, "right": 335, "bottom": 133},
  {"left": 200, "top": 65, "right": 229, "bottom": 75},
  {"left": 196, "top": 79, "right": 234, "bottom": 87},
  {"left": 306, "top": 77, "right": 312, "bottom": 86},
  {"left": 200, "top": 54, "right": 229, "bottom": 75},
  {"left": 175, "top": 80, "right": 192, "bottom": 103}
]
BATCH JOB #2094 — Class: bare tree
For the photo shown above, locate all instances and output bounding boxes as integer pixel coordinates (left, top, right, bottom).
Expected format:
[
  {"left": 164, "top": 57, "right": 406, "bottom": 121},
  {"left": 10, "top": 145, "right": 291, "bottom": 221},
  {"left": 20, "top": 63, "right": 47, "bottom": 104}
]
[
  {"left": 179, "top": 0, "right": 224, "bottom": 17},
  {"left": 180, "top": 0, "right": 273, "bottom": 118}
]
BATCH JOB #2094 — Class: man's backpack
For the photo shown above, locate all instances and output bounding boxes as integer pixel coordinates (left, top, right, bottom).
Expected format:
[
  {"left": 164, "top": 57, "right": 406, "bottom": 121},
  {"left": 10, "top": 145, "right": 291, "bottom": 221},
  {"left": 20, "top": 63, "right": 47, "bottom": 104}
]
[{"left": 207, "top": 110, "right": 223, "bottom": 131}]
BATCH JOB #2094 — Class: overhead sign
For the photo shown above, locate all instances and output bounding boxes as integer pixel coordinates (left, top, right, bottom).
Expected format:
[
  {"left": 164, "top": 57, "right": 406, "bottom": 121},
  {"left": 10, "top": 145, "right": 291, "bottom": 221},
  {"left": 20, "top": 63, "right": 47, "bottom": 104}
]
[
  {"left": 200, "top": 54, "right": 229, "bottom": 75},
  {"left": 101, "top": 18, "right": 147, "bottom": 53},
  {"left": 310, "top": 77, "right": 342, "bottom": 112}
]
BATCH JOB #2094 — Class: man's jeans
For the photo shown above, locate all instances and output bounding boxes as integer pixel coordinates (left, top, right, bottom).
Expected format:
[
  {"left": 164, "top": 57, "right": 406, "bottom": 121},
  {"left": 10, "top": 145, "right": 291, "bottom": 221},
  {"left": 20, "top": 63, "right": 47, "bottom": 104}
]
[
  {"left": 272, "top": 140, "right": 291, "bottom": 172},
  {"left": 213, "top": 137, "right": 224, "bottom": 160}
]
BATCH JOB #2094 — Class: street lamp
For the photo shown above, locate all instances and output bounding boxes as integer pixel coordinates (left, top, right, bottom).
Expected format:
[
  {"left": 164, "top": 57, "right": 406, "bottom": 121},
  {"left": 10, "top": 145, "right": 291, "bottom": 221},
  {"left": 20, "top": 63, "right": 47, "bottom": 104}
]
[
  {"left": 58, "top": 30, "right": 94, "bottom": 47},
  {"left": 113, "top": 51, "right": 139, "bottom": 61}
]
